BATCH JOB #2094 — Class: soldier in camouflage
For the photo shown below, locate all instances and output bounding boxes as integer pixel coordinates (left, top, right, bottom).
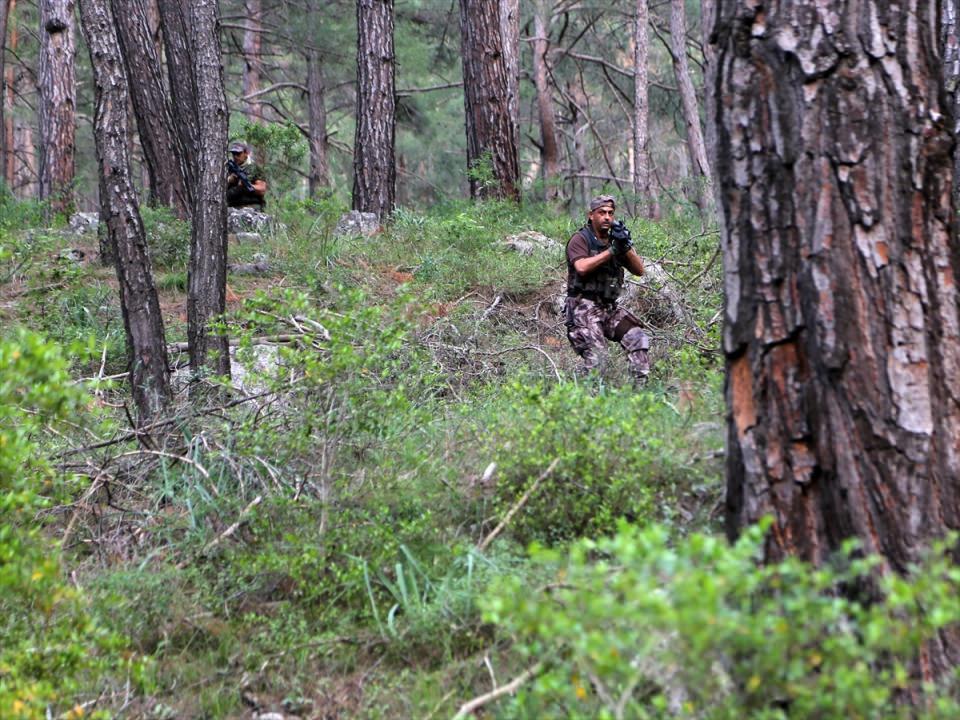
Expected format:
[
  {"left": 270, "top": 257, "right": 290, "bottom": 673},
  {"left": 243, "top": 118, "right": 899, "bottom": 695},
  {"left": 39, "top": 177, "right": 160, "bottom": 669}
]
[
  {"left": 226, "top": 141, "right": 268, "bottom": 208},
  {"left": 565, "top": 194, "right": 650, "bottom": 383}
]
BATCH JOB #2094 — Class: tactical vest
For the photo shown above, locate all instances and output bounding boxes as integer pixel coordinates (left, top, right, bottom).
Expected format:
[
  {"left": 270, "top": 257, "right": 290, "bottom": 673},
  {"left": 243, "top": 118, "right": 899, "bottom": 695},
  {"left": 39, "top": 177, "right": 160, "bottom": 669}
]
[{"left": 566, "top": 224, "right": 624, "bottom": 303}]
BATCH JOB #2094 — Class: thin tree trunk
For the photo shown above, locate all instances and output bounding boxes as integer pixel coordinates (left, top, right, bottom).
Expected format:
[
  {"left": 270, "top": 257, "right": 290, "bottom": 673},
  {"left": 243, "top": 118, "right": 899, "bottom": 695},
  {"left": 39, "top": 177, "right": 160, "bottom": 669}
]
[
  {"left": 500, "top": 0, "right": 519, "bottom": 173},
  {"left": 713, "top": 0, "right": 960, "bottom": 677},
  {"left": 187, "top": 0, "right": 230, "bottom": 382},
  {"left": 0, "top": 0, "right": 9, "bottom": 189},
  {"left": 78, "top": 0, "right": 171, "bottom": 422},
  {"left": 242, "top": 0, "right": 263, "bottom": 123},
  {"left": 532, "top": 0, "right": 559, "bottom": 201},
  {"left": 633, "top": 0, "right": 656, "bottom": 217},
  {"left": 113, "top": 0, "right": 191, "bottom": 218},
  {"left": 157, "top": 0, "right": 199, "bottom": 194},
  {"left": 307, "top": 46, "right": 330, "bottom": 195},
  {"left": 2, "top": 0, "right": 14, "bottom": 190},
  {"left": 459, "top": 0, "right": 519, "bottom": 201},
  {"left": 668, "top": 0, "right": 710, "bottom": 209},
  {"left": 944, "top": 0, "right": 960, "bottom": 216},
  {"left": 352, "top": 0, "right": 395, "bottom": 220},
  {"left": 38, "top": 0, "right": 76, "bottom": 215}
]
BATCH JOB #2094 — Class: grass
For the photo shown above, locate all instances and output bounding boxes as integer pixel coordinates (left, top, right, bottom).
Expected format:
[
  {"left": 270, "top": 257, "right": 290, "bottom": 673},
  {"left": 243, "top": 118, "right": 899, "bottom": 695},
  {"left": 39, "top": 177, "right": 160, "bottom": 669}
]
[{"left": 1, "top": 195, "right": 725, "bottom": 718}]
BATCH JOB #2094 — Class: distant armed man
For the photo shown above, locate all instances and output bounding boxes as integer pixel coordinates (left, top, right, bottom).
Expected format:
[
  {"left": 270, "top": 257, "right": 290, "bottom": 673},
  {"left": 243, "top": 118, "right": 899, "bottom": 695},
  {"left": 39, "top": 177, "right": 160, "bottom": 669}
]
[
  {"left": 226, "top": 141, "right": 268, "bottom": 208},
  {"left": 564, "top": 194, "right": 650, "bottom": 383}
]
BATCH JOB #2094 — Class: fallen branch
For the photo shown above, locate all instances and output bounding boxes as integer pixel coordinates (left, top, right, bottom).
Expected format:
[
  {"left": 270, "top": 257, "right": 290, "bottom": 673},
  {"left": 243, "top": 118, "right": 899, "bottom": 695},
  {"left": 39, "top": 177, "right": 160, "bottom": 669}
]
[
  {"left": 452, "top": 662, "right": 544, "bottom": 719},
  {"left": 478, "top": 458, "right": 559, "bottom": 553}
]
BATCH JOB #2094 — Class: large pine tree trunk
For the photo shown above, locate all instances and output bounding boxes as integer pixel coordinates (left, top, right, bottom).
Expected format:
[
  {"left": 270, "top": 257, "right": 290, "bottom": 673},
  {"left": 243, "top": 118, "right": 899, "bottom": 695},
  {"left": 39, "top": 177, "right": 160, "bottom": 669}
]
[
  {"left": 352, "top": 0, "right": 395, "bottom": 220},
  {"left": 633, "top": 0, "right": 656, "bottom": 217},
  {"left": 944, "top": 0, "right": 960, "bottom": 216},
  {"left": 38, "top": 0, "right": 76, "bottom": 214},
  {"left": 113, "top": 0, "right": 191, "bottom": 218},
  {"left": 157, "top": 0, "right": 199, "bottom": 194},
  {"left": 459, "top": 0, "right": 519, "bottom": 202},
  {"left": 532, "top": 0, "right": 559, "bottom": 201},
  {"left": 713, "top": 0, "right": 960, "bottom": 676},
  {"left": 668, "top": 0, "right": 710, "bottom": 209},
  {"left": 500, "top": 0, "right": 519, "bottom": 168},
  {"left": 186, "top": 0, "right": 230, "bottom": 382},
  {"left": 78, "top": 0, "right": 171, "bottom": 422}
]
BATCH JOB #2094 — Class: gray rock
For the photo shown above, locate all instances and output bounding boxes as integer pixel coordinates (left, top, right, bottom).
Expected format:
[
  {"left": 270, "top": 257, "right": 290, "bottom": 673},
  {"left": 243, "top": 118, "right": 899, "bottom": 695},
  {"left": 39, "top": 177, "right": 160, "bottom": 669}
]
[
  {"left": 502, "top": 230, "right": 559, "bottom": 256},
  {"left": 68, "top": 212, "right": 99, "bottom": 235},
  {"left": 334, "top": 210, "right": 380, "bottom": 238},
  {"left": 228, "top": 207, "right": 273, "bottom": 233},
  {"left": 236, "top": 231, "right": 262, "bottom": 244}
]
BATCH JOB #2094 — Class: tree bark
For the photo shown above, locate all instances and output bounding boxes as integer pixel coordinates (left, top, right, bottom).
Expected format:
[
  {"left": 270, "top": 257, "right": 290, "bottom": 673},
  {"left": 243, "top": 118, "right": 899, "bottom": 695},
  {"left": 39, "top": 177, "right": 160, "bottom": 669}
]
[
  {"left": 186, "top": 0, "right": 230, "bottom": 382},
  {"left": 713, "top": 0, "right": 960, "bottom": 676},
  {"left": 633, "top": 0, "right": 656, "bottom": 217},
  {"left": 157, "top": 0, "right": 199, "bottom": 194},
  {"left": 668, "top": 0, "right": 710, "bottom": 209},
  {"left": 113, "top": 0, "right": 191, "bottom": 218},
  {"left": 352, "top": 0, "right": 395, "bottom": 220},
  {"left": 1, "top": 0, "right": 14, "bottom": 192},
  {"left": 459, "top": 0, "right": 519, "bottom": 202},
  {"left": 307, "top": 46, "right": 330, "bottom": 195},
  {"left": 532, "top": 0, "right": 559, "bottom": 201},
  {"left": 500, "top": 0, "right": 519, "bottom": 174},
  {"left": 943, "top": 0, "right": 960, "bottom": 216},
  {"left": 38, "top": 0, "right": 76, "bottom": 214},
  {"left": 242, "top": 0, "right": 263, "bottom": 123},
  {"left": 0, "top": 0, "right": 9, "bottom": 189},
  {"left": 78, "top": 0, "right": 171, "bottom": 422}
]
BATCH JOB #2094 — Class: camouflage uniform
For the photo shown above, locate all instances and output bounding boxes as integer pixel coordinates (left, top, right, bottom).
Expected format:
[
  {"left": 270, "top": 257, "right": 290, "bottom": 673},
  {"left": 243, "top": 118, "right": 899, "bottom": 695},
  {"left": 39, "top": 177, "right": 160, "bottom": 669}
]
[
  {"left": 227, "top": 159, "right": 267, "bottom": 209},
  {"left": 565, "top": 220, "right": 650, "bottom": 381}
]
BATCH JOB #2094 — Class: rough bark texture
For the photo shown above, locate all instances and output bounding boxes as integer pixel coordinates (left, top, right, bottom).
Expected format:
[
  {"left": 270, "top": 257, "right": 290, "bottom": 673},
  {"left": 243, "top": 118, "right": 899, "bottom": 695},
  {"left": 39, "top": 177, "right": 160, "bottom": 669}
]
[
  {"left": 78, "top": 0, "right": 171, "bottom": 422},
  {"left": 633, "top": 0, "right": 655, "bottom": 217},
  {"left": 157, "top": 0, "right": 199, "bottom": 193},
  {"left": 187, "top": 0, "right": 230, "bottom": 381},
  {"left": 669, "top": 0, "right": 710, "bottom": 208},
  {"left": 242, "top": 0, "right": 264, "bottom": 123},
  {"left": 38, "top": 0, "right": 76, "bottom": 213},
  {"left": 0, "top": 0, "right": 9, "bottom": 188},
  {"left": 500, "top": 0, "right": 520, "bottom": 165},
  {"left": 713, "top": 0, "right": 960, "bottom": 676},
  {"left": 532, "top": 0, "right": 559, "bottom": 201},
  {"left": 307, "top": 46, "right": 330, "bottom": 195},
  {"left": 113, "top": 0, "right": 191, "bottom": 218},
  {"left": 352, "top": 0, "right": 395, "bottom": 219},
  {"left": 459, "top": 0, "right": 519, "bottom": 201},
  {"left": 944, "top": 0, "right": 960, "bottom": 214}
]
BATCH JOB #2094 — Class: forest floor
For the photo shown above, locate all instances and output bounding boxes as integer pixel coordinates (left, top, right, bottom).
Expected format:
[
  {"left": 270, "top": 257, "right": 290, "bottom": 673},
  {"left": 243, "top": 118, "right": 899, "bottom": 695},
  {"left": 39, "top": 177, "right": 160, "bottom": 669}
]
[{"left": 3, "top": 197, "right": 727, "bottom": 718}]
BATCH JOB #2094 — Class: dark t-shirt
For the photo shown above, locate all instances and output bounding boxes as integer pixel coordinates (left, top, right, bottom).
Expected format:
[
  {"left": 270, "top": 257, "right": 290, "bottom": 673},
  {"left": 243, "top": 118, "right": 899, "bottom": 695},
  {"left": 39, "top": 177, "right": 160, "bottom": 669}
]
[{"left": 566, "top": 227, "right": 623, "bottom": 292}]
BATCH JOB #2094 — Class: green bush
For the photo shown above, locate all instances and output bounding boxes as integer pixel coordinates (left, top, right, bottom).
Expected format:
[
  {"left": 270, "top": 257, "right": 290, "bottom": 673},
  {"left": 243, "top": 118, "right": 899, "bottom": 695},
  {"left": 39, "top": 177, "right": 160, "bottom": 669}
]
[
  {"left": 472, "top": 381, "right": 718, "bottom": 545},
  {"left": 485, "top": 522, "right": 960, "bottom": 719},
  {"left": 142, "top": 205, "right": 191, "bottom": 267},
  {"left": 0, "top": 329, "right": 134, "bottom": 718}
]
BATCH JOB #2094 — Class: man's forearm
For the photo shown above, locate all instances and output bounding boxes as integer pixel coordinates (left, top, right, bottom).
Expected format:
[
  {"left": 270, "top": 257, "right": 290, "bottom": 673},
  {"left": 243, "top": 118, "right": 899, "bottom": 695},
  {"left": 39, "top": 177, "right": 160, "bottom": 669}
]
[
  {"left": 573, "top": 250, "right": 615, "bottom": 275},
  {"left": 623, "top": 249, "right": 644, "bottom": 276}
]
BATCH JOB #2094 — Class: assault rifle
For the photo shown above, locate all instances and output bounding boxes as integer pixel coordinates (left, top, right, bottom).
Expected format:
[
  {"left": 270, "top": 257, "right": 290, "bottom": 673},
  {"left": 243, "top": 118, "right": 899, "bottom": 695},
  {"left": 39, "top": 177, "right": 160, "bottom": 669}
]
[{"left": 227, "top": 158, "right": 256, "bottom": 193}]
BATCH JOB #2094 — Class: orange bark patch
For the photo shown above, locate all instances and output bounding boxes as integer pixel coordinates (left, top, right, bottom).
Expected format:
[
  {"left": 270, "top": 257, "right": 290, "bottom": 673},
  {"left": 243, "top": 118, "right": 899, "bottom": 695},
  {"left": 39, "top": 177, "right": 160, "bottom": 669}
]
[{"left": 730, "top": 354, "right": 757, "bottom": 439}]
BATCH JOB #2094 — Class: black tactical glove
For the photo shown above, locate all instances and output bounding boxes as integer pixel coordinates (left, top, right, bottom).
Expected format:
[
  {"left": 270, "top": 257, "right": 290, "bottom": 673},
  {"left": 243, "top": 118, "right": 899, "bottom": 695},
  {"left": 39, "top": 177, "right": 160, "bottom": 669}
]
[{"left": 609, "top": 221, "right": 633, "bottom": 257}]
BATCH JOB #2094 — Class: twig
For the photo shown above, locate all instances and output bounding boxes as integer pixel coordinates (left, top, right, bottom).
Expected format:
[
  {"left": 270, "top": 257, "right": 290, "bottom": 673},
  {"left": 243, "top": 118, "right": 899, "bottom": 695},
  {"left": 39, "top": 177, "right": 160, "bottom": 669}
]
[
  {"left": 478, "top": 458, "right": 559, "bottom": 553},
  {"left": 113, "top": 449, "right": 210, "bottom": 479},
  {"left": 452, "top": 662, "right": 543, "bottom": 719},
  {"left": 181, "top": 495, "right": 263, "bottom": 568}
]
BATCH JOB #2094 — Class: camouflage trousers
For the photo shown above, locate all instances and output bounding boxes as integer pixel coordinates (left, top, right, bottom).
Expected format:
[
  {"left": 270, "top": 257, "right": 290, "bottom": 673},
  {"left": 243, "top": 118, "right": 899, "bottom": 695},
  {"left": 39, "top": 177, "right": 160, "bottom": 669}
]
[{"left": 564, "top": 296, "right": 650, "bottom": 381}]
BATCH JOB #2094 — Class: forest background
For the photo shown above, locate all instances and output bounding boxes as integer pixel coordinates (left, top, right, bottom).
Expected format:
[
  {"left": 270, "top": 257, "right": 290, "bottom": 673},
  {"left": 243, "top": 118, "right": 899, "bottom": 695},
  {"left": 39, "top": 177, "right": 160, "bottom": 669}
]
[{"left": 5, "top": 0, "right": 960, "bottom": 718}]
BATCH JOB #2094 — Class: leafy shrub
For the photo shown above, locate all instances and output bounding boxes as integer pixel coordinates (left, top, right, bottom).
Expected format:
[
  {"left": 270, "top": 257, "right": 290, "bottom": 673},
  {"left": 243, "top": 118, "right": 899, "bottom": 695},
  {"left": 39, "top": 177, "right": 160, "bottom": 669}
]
[
  {"left": 485, "top": 522, "right": 960, "bottom": 719},
  {"left": 473, "top": 381, "right": 718, "bottom": 545},
  {"left": 0, "top": 329, "right": 132, "bottom": 718},
  {"left": 142, "top": 205, "right": 191, "bottom": 267}
]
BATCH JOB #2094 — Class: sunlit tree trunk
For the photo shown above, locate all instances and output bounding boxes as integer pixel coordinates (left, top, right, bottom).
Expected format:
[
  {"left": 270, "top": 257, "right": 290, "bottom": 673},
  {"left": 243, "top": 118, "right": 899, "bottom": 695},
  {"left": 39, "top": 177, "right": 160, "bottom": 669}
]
[
  {"left": 113, "top": 0, "right": 191, "bottom": 218},
  {"left": 78, "top": 0, "right": 171, "bottom": 422},
  {"left": 532, "top": 0, "right": 559, "bottom": 201},
  {"left": 713, "top": 0, "right": 960, "bottom": 678},
  {"left": 352, "top": 0, "right": 395, "bottom": 219},
  {"left": 187, "top": 0, "right": 230, "bottom": 383},
  {"left": 459, "top": 0, "right": 519, "bottom": 201},
  {"left": 38, "top": 0, "right": 76, "bottom": 214},
  {"left": 669, "top": 0, "right": 710, "bottom": 210},
  {"left": 633, "top": 0, "right": 656, "bottom": 217}
]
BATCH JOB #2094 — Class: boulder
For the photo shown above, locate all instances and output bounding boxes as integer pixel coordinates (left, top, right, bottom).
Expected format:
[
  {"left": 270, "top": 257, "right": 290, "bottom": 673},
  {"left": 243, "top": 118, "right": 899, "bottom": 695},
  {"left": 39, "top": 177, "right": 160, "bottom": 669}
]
[
  {"left": 334, "top": 210, "right": 380, "bottom": 238},
  {"left": 228, "top": 206, "right": 273, "bottom": 233},
  {"left": 501, "top": 230, "right": 559, "bottom": 256},
  {"left": 68, "top": 212, "right": 99, "bottom": 235}
]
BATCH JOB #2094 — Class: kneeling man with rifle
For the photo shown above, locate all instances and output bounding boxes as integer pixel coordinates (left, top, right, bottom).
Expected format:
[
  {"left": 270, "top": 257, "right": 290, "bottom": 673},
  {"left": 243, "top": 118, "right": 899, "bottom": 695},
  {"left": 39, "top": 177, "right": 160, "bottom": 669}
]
[
  {"left": 226, "top": 141, "right": 268, "bottom": 208},
  {"left": 565, "top": 194, "right": 650, "bottom": 384}
]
